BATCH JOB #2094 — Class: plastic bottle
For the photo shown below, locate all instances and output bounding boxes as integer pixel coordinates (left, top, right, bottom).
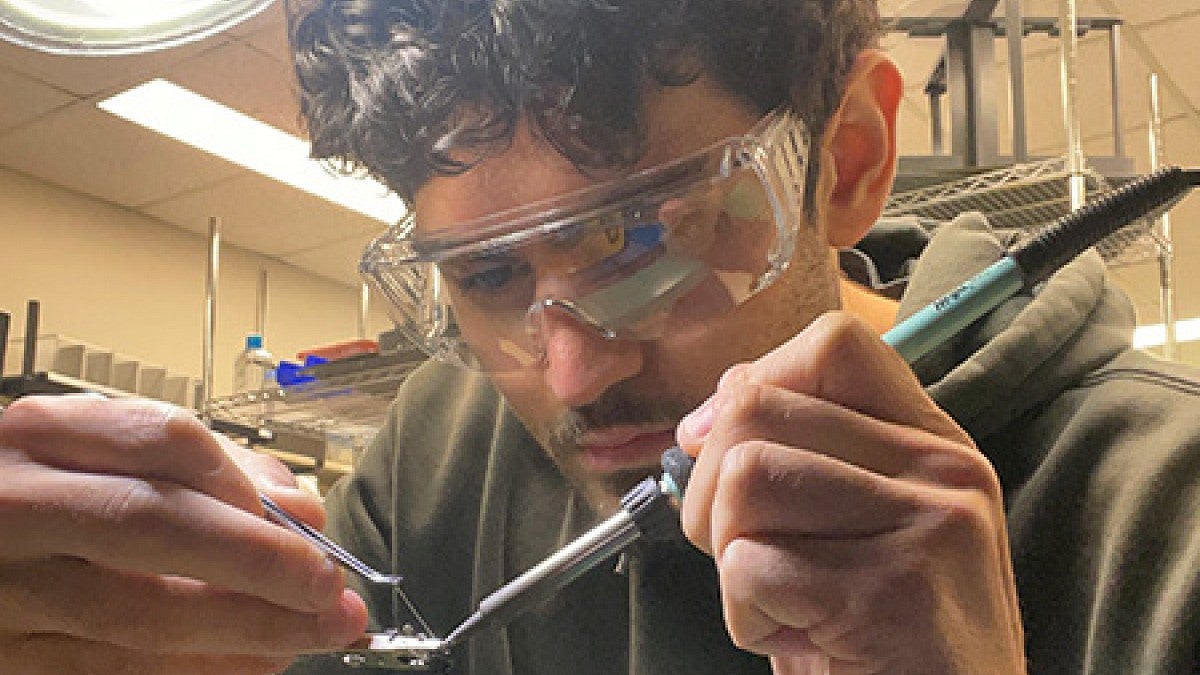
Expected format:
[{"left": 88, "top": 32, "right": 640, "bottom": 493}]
[{"left": 232, "top": 332, "right": 276, "bottom": 395}]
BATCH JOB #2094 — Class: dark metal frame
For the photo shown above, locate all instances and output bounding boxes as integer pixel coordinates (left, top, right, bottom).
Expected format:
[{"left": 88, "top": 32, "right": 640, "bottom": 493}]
[{"left": 888, "top": 1, "right": 1132, "bottom": 188}]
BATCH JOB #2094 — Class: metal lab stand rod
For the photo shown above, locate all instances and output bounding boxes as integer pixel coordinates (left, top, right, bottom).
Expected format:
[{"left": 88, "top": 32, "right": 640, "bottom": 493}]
[
  {"left": 358, "top": 283, "right": 370, "bottom": 340},
  {"left": 202, "top": 217, "right": 220, "bottom": 419},
  {"left": 256, "top": 268, "right": 269, "bottom": 339},
  {"left": 1109, "top": 23, "right": 1125, "bottom": 159},
  {"left": 1004, "top": 0, "right": 1027, "bottom": 163},
  {"left": 1059, "top": 0, "right": 1085, "bottom": 211},
  {"left": 1149, "top": 74, "right": 1179, "bottom": 360}
]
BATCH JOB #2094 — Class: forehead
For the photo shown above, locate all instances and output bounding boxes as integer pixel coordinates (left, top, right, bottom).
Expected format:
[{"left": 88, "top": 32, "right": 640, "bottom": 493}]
[{"left": 412, "top": 82, "right": 761, "bottom": 236}]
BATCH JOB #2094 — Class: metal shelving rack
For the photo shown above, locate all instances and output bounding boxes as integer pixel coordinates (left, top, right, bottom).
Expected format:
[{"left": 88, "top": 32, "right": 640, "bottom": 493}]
[
  {"left": 205, "top": 349, "right": 424, "bottom": 441},
  {"left": 888, "top": 0, "right": 1135, "bottom": 187},
  {"left": 884, "top": 0, "right": 1167, "bottom": 270},
  {"left": 197, "top": 218, "right": 427, "bottom": 469},
  {"left": 883, "top": 156, "right": 1163, "bottom": 268},
  {"left": 1, "top": 300, "right": 192, "bottom": 405}
]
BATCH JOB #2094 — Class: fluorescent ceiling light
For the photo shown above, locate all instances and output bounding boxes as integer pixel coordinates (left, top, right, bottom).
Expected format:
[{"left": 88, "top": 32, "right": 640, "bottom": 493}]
[
  {"left": 1, "top": 0, "right": 275, "bottom": 55},
  {"left": 8, "top": 0, "right": 214, "bottom": 30},
  {"left": 99, "top": 79, "right": 406, "bottom": 223},
  {"left": 1133, "top": 318, "right": 1200, "bottom": 349}
]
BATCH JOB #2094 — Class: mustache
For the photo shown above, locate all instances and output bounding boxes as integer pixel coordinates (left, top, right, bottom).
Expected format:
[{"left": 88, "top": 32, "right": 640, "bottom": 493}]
[{"left": 548, "top": 384, "right": 692, "bottom": 449}]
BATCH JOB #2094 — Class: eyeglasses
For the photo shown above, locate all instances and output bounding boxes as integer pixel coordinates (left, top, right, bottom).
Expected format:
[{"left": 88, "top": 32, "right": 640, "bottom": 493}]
[{"left": 360, "top": 108, "right": 811, "bottom": 372}]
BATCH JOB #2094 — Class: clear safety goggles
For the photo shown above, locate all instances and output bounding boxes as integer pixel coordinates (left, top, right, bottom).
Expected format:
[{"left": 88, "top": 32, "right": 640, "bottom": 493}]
[{"left": 361, "top": 109, "right": 811, "bottom": 372}]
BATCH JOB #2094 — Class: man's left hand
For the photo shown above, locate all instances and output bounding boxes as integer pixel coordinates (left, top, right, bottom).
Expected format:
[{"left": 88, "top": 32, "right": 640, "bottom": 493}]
[{"left": 675, "top": 311, "right": 1026, "bottom": 674}]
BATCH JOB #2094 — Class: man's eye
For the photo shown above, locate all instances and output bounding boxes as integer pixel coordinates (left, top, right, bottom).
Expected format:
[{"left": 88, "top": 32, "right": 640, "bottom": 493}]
[{"left": 453, "top": 260, "right": 533, "bottom": 294}]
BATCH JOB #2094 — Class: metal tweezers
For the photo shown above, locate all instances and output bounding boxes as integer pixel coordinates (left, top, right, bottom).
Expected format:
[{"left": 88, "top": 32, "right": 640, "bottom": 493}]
[
  {"left": 259, "top": 493, "right": 437, "bottom": 639},
  {"left": 259, "top": 493, "right": 404, "bottom": 586}
]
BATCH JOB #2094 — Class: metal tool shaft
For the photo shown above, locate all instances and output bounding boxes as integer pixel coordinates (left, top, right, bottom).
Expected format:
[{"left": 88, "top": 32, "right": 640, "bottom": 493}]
[{"left": 442, "top": 507, "right": 639, "bottom": 647}]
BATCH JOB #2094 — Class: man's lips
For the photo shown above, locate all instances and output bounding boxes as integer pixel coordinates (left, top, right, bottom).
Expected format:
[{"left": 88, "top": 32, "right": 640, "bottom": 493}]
[{"left": 579, "top": 425, "right": 676, "bottom": 473}]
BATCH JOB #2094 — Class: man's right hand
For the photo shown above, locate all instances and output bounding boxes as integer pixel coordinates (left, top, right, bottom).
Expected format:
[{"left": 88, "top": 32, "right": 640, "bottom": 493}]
[{"left": 0, "top": 394, "right": 368, "bottom": 675}]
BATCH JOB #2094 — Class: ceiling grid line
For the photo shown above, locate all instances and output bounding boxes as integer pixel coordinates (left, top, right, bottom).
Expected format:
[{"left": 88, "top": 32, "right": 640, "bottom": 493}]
[{"left": 1096, "top": 0, "right": 1200, "bottom": 138}]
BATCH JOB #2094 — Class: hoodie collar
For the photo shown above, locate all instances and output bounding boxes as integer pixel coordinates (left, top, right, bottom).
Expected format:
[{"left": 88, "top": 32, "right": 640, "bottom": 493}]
[{"left": 891, "top": 212, "right": 1136, "bottom": 439}]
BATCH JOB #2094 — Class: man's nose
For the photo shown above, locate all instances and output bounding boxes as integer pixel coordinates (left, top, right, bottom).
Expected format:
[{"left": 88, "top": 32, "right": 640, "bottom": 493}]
[{"left": 529, "top": 302, "right": 643, "bottom": 407}]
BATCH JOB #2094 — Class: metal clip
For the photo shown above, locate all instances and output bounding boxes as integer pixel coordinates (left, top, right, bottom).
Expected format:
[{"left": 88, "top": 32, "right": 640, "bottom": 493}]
[{"left": 331, "top": 628, "right": 450, "bottom": 671}]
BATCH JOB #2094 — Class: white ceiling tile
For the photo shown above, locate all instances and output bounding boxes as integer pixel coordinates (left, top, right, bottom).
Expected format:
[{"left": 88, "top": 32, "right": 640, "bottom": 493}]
[
  {"left": 1019, "top": 1, "right": 1113, "bottom": 18},
  {"left": 141, "top": 172, "right": 381, "bottom": 257},
  {"left": 0, "top": 67, "right": 78, "bottom": 132},
  {"left": 880, "top": 0, "right": 969, "bottom": 17},
  {"left": 0, "top": 35, "right": 227, "bottom": 98},
  {"left": 240, "top": 7, "right": 294, "bottom": 64},
  {"left": 227, "top": 0, "right": 288, "bottom": 39},
  {"left": 976, "top": 0, "right": 1193, "bottom": 26},
  {"left": 279, "top": 230, "right": 383, "bottom": 288},
  {"left": 1131, "top": 17, "right": 1200, "bottom": 115},
  {"left": 164, "top": 39, "right": 302, "bottom": 136},
  {"left": 1090, "top": 2, "right": 1200, "bottom": 28},
  {"left": 883, "top": 34, "right": 946, "bottom": 89},
  {"left": 0, "top": 99, "right": 245, "bottom": 206},
  {"left": 1015, "top": 30, "right": 1196, "bottom": 157},
  {"left": 897, "top": 96, "right": 937, "bottom": 156}
]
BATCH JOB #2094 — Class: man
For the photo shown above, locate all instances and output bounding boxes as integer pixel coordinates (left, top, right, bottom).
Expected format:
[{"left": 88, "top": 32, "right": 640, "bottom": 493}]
[{"left": 0, "top": 2, "right": 1196, "bottom": 675}]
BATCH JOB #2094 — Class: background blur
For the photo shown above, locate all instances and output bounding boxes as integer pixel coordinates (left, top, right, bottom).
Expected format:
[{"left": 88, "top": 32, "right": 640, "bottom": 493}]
[{"left": 2, "top": 0, "right": 1199, "bottom": 401}]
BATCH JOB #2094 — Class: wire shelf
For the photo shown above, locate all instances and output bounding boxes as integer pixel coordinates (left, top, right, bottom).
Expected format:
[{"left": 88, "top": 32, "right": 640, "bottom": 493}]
[
  {"left": 884, "top": 157, "right": 1164, "bottom": 268},
  {"left": 205, "top": 350, "right": 425, "bottom": 440}
]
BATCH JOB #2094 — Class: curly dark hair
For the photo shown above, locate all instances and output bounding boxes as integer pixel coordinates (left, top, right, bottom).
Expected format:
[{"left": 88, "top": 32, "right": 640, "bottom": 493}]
[{"left": 288, "top": 0, "right": 881, "bottom": 206}]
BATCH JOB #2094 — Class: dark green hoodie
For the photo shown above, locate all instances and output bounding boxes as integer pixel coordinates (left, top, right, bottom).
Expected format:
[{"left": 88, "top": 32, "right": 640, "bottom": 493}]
[{"left": 290, "top": 213, "right": 1200, "bottom": 674}]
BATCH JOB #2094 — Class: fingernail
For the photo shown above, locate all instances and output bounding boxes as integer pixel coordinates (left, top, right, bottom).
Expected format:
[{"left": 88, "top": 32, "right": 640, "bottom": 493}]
[
  {"left": 718, "top": 363, "right": 749, "bottom": 390},
  {"left": 64, "top": 392, "right": 109, "bottom": 401},
  {"left": 307, "top": 556, "right": 344, "bottom": 611},
  {"left": 679, "top": 395, "right": 715, "bottom": 443},
  {"left": 318, "top": 590, "right": 368, "bottom": 646}
]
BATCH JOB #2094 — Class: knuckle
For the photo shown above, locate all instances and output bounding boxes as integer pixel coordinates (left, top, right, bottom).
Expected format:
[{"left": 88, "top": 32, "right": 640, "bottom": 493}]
[
  {"left": 727, "top": 625, "right": 756, "bottom": 651},
  {"left": 158, "top": 406, "right": 210, "bottom": 448},
  {"left": 90, "top": 478, "right": 160, "bottom": 529},
  {"left": 718, "top": 442, "right": 767, "bottom": 503},
  {"left": 925, "top": 446, "right": 1003, "bottom": 501},
  {"left": 922, "top": 489, "right": 997, "bottom": 552},
  {"left": 240, "top": 450, "right": 297, "bottom": 490},
  {"left": 715, "top": 533, "right": 763, "bottom": 607},
  {"left": 116, "top": 398, "right": 176, "bottom": 436},
  {"left": 719, "top": 381, "right": 783, "bottom": 438},
  {"left": 716, "top": 537, "right": 760, "bottom": 587},
  {"left": 241, "top": 530, "right": 297, "bottom": 589},
  {"left": 809, "top": 311, "right": 874, "bottom": 357},
  {"left": 964, "top": 450, "right": 1002, "bottom": 494},
  {"left": 716, "top": 441, "right": 785, "bottom": 517}
]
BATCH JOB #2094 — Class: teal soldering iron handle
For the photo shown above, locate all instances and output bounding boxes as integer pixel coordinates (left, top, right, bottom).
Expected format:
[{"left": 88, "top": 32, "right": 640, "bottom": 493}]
[
  {"left": 657, "top": 256, "right": 1026, "bottom": 494},
  {"left": 886, "top": 165, "right": 1199, "bottom": 364},
  {"left": 882, "top": 256, "right": 1022, "bottom": 363}
]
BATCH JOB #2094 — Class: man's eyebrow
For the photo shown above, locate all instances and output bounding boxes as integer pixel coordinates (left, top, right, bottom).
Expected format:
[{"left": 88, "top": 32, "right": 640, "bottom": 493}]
[
  {"left": 411, "top": 150, "right": 711, "bottom": 256},
  {"left": 594, "top": 154, "right": 708, "bottom": 202}
]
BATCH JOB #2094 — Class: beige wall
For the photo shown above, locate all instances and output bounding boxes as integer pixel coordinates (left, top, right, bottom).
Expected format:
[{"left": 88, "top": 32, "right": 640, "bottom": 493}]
[{"left": 0, "top": 166, "right": 391, "bottom": 398}]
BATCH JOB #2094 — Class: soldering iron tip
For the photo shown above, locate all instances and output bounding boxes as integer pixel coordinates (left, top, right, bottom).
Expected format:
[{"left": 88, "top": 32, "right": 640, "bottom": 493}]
[{"left": 440, "top": 612, "right": 482, "bottom": 649}]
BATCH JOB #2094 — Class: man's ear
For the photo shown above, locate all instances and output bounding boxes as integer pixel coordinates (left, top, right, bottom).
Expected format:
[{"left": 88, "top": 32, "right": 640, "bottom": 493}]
[{"left": 820, "top": 50, "right": 902, "bottom": 248}]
